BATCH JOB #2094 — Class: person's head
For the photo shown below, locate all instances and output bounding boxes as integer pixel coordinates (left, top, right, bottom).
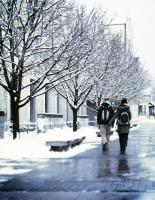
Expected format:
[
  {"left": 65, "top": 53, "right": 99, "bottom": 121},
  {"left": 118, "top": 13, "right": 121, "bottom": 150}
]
[
  {"left": 102, "top": 99, "right": 111, "bottom": 107},
  {"left": 121, "top": 98, "right": 128, "bottom": 105}
]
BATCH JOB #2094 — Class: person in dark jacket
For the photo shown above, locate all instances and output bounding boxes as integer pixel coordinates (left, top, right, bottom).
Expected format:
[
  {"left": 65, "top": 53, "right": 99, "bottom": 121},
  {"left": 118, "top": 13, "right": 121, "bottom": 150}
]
[
  {"left": 109, "top": 98, "right": 131, "bottom": 154},
  {"left": 97, "top": 100, "right": 114, "bottom": 150}
]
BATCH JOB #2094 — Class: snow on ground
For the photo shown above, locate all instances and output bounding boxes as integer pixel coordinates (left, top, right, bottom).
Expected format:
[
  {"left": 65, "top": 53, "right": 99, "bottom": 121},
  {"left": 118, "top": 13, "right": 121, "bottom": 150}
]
[
  {"left": 0, "top": 122, "right": 140, "bottom": 177},
  {"left": 0, "top": 126, "right": 104, "bottom": 177},
  {"left": 0, "top": 126, "right": 118, "bottom": 161},
  {"left": 137, "top": 116, "right": 155, "bottom": 123},
  {"left": 0, "top": 122, "right": 141, "bottom": 161}
]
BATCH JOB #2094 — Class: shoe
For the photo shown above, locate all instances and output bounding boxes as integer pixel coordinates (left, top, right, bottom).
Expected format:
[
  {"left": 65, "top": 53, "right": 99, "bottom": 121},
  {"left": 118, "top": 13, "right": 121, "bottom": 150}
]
[
  {"left": 102, "top": 143, "right": 107, "bottom": 150},
  {"left": 120, "top": 150, "right": 126, "bottom": 155}
]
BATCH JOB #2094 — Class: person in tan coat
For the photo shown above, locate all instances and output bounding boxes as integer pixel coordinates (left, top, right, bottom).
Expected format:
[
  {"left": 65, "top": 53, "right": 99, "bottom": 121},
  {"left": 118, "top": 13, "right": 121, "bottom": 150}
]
[{"left": 97, "top": 100, "right": 114, "bottom": 150}]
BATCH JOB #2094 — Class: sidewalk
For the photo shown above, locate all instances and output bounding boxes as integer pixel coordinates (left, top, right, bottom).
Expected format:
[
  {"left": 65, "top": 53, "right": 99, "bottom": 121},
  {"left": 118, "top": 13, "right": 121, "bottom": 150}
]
[{"left": 1, "top": 119, "right": 155, "bottom": 199}]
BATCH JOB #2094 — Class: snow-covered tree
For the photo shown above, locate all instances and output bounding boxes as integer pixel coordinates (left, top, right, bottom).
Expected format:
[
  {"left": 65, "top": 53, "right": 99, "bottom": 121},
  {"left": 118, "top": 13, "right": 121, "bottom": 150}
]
[
  {"left": 0, "top": 0, "right": 79, "bottom": 139},
  {"left": 116, "top": 55, "right": 149, "bottom": 101},
  {"left": 54, "top": 6, "right": 108, "bottom": 131},
  {"left": 88, "top": 33, "right": 149, "bottom": 109}
]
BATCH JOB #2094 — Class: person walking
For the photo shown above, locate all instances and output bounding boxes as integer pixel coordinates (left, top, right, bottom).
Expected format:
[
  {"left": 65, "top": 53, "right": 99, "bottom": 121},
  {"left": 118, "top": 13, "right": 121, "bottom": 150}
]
[
  {"left": 109, "top": 98, "right": 131, "bottom": 154},
  {"left": 97, "top": 100, "right": 114, "bottom": 150}
]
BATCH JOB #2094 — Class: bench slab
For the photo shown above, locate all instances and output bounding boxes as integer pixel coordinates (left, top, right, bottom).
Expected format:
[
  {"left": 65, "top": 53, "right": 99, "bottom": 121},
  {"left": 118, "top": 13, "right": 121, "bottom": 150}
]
[{"left": 46, "top": 136, "right": 86, "bottom": 152}]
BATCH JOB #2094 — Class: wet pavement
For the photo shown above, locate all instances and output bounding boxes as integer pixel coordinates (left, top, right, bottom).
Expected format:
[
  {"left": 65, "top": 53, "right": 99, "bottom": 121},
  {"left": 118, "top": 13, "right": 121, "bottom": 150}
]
[{"left": 1, "top": 119, "right": 155, "bottom": 199}]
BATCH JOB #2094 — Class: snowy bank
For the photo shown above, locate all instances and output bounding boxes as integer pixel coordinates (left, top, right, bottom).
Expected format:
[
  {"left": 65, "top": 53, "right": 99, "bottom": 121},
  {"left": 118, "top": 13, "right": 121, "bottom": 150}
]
[{"left": 0, "top": 126, "right": 119, "bottom": 161}]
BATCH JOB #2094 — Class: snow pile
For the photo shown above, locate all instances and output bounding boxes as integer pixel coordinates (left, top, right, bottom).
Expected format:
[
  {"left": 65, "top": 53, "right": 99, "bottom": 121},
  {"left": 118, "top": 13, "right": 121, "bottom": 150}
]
[
  {"left": 0, "top": 126, "right": 119, "bottom": 160},
  {"left": 0, "top": 126, "right": 97, "bottom": 160},
  {"left": 0, "top": 126, "right": 118, "bottom": 177}
]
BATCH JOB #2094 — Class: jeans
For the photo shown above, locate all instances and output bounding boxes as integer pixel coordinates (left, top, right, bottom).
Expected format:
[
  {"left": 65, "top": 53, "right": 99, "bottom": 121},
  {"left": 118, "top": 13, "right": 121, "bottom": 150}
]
[{"left": 119, "top": 133, "right": 129, "bottom": 152}]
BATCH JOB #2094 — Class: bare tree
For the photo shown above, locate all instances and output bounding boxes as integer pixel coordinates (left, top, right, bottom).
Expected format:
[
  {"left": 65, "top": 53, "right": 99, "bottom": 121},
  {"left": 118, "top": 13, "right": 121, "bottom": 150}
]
[
  {"left": 0, "top": 0, "right": 80, "bottom": 139},
  {"left": 88, "top": 33, "right": 149, "bottom": 109},
  {"left": 54, "top": 6, "right": 108, "bottom": 131},
  {"left": 116, "top": 56, "right": 150, "bottom": 101},
  {"left": 87, "top": 34, "right": 122, "bottom": 108}
]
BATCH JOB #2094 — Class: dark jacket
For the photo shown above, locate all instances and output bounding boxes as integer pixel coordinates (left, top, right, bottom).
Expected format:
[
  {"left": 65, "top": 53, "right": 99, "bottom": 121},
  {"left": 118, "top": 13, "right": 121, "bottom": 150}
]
[
  {"left": 109, "top": 104, "right": 131, "bottom": 134},
  {"left": 97, "top": 102, "right": 114, "bottom": 125}
]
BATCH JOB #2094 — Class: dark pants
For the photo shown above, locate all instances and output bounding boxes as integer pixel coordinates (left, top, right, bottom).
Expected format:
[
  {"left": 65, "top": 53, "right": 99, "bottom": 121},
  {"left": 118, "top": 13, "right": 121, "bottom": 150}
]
[{"left": 119, "top": 133, "right": 129, "bottom": 152}]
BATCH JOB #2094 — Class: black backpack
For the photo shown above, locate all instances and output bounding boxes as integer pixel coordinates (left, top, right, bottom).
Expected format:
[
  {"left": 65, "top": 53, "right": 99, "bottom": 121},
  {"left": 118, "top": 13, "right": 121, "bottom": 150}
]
[
  {"left": 102, "top": 107, "right": 110, "bottom": 122},
  {"left": 118, "top": 111, "right": 129, "bottom": 125}
]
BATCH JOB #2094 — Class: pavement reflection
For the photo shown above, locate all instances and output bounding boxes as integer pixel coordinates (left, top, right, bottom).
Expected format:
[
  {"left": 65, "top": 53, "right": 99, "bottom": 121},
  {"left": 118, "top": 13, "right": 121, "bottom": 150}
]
[
  {"left": 117, "top": 155, "right": 130, "bottom": 175},
  {"left": 97, "top": 159, "right": 112, "bottom": 178}
]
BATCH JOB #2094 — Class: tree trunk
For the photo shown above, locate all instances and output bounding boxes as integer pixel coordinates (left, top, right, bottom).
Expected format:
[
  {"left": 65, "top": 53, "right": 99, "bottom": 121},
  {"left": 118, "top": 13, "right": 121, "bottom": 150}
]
[
  {"left": 10, "top": 97, "right": 20, "bottom": 140},
  {"left": 72, "top": 108, "right": 78, "bottom": 132}
]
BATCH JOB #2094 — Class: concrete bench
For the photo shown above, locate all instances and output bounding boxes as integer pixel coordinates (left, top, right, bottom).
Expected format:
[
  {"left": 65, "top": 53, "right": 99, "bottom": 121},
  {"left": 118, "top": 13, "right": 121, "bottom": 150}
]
[
  {"left": 70, "top": 136, "right": 86, "bottom": 148},
  {"left": 46, "top": 141, "right": 71, "bottom": 151},
  {"left": 46, "top": 136, "right": 86, "bottom": 152}
]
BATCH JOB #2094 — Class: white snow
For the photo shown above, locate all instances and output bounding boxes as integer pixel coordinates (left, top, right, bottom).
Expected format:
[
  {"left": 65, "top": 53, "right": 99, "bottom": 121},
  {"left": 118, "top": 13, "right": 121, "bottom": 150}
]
[
  {"left": 0, "top": 126, "right": 119, "bottom": 176},
  {"left": 0, "top": 127, "right": 117, "bottom": 171},
  {"left": 0, "top": 119, "right": 142, "bottom": 180},
  {"left": 0, "top": 126, "right": 118, "bottom": 160},
  {"left": 0, "top": 167, "right": 31, "bottom": 175},
  {"left": 0, "top": 123, "right": 141, "bottom": 177}
]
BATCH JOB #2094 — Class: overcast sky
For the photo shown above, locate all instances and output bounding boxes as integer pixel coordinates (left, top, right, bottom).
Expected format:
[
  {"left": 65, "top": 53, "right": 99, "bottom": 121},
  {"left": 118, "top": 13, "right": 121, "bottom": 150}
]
[{"left": 77, "top": 0, "right": 155, "bottom": 77}]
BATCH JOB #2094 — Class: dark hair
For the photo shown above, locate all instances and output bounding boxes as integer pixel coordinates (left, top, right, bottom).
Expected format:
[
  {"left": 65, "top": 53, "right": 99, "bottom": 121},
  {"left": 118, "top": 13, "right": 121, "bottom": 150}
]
[{"left": 121, "top": 98, "right": 127, "bottom": 105}]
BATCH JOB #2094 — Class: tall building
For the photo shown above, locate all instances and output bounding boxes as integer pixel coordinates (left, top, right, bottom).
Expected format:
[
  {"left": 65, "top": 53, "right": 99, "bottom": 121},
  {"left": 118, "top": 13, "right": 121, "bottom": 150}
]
[
  {"left": 106, "top": 18, "right": 133, "bottom": 50},
  {"left": 0, "top": 75, "right": 88, "bottom": 130},
  {"left": 109, "top": 18, "right": 139, "bottom": 120}
]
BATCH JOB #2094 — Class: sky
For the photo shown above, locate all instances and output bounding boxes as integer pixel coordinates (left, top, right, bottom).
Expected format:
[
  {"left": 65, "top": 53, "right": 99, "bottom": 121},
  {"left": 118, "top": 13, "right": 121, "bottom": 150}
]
[{"left": 77, "top": 0, "right": 155, "bottom": 77}]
